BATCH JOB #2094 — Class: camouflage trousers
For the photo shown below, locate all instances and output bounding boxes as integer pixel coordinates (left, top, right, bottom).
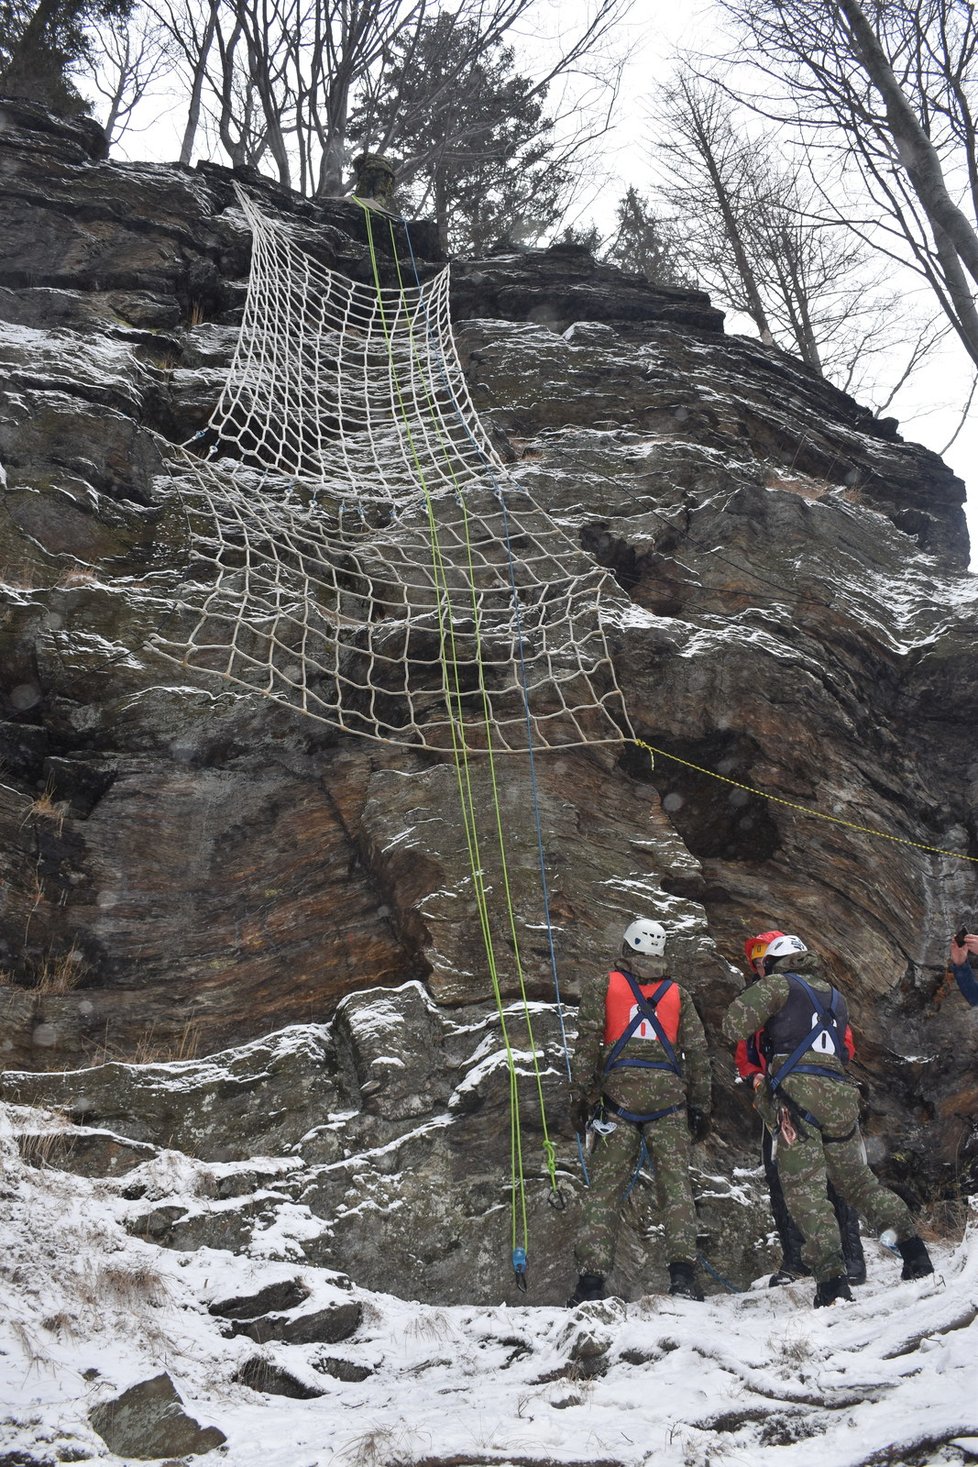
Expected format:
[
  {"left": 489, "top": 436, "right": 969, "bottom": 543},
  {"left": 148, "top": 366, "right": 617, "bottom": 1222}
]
[
  {"left": 574, "top": 1108, "right": 696, "bottom": 1277},
  {"left": 771, "top": 1078, "right": 913, "bottom": 1282}
]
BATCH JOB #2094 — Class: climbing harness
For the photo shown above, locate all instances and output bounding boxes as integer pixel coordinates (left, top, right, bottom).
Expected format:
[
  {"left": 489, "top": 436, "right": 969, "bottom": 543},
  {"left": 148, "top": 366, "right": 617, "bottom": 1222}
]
[
  {"left": 766, "top": 973, "right": 847, "bottom": 1095},
  {"left": 602, "top": 971, "right": 683, "bottom": 1080},
  {"left": 763, "top": 973, "right": 858, "bottom": 1137}
]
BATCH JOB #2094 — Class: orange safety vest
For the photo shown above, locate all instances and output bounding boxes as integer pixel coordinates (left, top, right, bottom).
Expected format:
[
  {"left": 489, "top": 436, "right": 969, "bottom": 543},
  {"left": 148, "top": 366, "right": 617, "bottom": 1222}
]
[{"left": 603, "top": 970, "right": 681, "bottom": 1047}]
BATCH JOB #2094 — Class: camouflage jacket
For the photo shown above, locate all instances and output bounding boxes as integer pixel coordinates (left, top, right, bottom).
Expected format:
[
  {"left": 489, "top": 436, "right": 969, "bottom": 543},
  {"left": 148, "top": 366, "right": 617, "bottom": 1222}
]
[
  {"left": 571, "top": 968, "right": 712, "bottom": 1116},
  {"left": 722, "top": 950, "right": 859, "bottom": 1131}
]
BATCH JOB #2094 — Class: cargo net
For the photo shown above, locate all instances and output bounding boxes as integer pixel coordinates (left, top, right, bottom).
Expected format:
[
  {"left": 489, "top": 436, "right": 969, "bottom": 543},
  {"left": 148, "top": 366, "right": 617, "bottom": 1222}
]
[{"left": 153, "top": 189, "right": 634, "bottom": 753}]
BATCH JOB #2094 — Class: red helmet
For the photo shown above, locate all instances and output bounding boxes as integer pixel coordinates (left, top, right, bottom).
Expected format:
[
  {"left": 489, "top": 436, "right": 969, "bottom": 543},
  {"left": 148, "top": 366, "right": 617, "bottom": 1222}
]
[{"left": 744, "top": 929, "right": 785, "bottom": 966}]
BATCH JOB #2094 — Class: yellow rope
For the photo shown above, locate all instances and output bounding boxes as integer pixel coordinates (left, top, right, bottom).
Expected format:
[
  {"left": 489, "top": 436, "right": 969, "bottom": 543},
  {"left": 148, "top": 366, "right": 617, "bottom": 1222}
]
[{"left": 635, "top": 739, "right": 978, "bottom": 864}]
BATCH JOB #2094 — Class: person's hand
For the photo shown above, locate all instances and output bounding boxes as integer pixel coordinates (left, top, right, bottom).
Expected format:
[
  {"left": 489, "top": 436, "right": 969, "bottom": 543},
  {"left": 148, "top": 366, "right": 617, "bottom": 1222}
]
[
  {"left": 569, "top": 1093, "right": 592, "bottom": 1135},
  {"left": 950, "top": 930, "right": 976, "bottom": 964},
  {"left": 688, "top": 1108, "right": 711, "bottom": 1144}
]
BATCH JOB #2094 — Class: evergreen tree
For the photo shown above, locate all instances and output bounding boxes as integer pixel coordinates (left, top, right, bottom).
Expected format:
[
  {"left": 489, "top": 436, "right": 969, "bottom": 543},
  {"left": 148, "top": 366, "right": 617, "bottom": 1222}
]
[
  {"left": 603, "top": 187, "right": 694, "bottom": 287},
  {"left": 354, "top": 14, "right": 571, "bottom": 256},
  {"left": 1, "top": 0, "right": 131, "bottom": 115}
]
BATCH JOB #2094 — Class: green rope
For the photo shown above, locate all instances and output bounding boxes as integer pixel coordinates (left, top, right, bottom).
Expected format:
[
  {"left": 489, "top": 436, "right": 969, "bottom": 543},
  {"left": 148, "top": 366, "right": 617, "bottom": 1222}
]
[
  {"left": 383, "top": 220, "right": 561, "bottom": 1204},
  {"left": 359, "top": 204, "right": 539, "bottom": 1266}
]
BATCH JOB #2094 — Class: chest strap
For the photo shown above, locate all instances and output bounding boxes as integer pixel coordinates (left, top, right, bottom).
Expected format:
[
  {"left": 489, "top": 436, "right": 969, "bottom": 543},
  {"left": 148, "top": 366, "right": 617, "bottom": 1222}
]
[
  {"left": 603, "top": 973, "right": 683, "bottom": 1080},
  {"left": 767, "top": 974, "right": 845, "bottom": 1096}
]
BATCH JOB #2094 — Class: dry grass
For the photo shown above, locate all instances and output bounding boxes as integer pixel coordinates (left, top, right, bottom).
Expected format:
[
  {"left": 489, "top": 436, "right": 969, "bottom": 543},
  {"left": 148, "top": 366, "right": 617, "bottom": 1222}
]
[
  {"left": 21, "top": 779, "right": 68, "bottom": 835},
  {"left": 41, "top": 1310, "right": 81, "bottom": 1341},
  {"left": 55, "top": 567, "right": 100, "bottom": 589},
  {"left": 0, "top": 563, "right": 38, "bottom": 592},
  {"left": 10, "top": 1318, "right": 49, "bottom": 1371},
  {"left": 33, "top": 948, "right": 87, "bottom": 995},
  {"left": 89, "top": 1019, "right": 203, "bottom": 1066},
  {"left": 94, "top": 1260, "right": 170, "bottom": 1310},
  {"left": 18, "top": 1108, "right": 72, "bottom": 1168},
  {"left": 132, "top": 1020, "right": 202, "bottom": 1065},
  {"left": 336, "top": 1425, "right": 421, "bottom": 1467}
]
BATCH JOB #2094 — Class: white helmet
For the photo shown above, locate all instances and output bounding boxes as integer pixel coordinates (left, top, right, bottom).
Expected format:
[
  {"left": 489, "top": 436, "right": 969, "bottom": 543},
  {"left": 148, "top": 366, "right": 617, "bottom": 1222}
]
[
  {"left": 765, "top": 934, "right": 807, "bottom": 962},
  {"left": 622, "top": 918, "right": 667, "bottom": 958}
]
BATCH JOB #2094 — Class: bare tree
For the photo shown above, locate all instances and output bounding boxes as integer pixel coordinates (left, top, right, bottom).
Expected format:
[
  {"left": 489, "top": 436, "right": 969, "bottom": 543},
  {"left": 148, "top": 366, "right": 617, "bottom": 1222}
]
[
  {"left": 655, "top": 76, "right": 776, "bottom": 344},
  {"left": 141, "top": 0, "right": 631, "bottom": 200},
  {"left": 715, "top": 0, "right": 978, "bottom": 369},
  {"left": 652, "top": 69, "right": 946, "bottom": 398},
  {"left": 86, "top": 8, "right": 176, "bottom": 144}
]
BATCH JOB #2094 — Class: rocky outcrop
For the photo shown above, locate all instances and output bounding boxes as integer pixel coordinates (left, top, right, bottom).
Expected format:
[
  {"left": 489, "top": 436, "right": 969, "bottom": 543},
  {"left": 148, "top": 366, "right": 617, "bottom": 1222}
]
[
  {"left": 89, "top": 1372, "right": 226, "bottom": 1459},
  {"left": 1, "top": 1007, "right": 769, "bottom": 1304},
  {"left": 2, "top": 97, "right": 977, "bottom": 1276}
]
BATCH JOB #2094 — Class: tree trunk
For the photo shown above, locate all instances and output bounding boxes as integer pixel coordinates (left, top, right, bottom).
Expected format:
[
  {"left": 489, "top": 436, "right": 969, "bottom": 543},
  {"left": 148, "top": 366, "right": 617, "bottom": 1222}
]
[
  {"left": 835, "top": 0, "right": 978, "bottom": 288},
  {"left": 682, "top": 83, "right": 775, "bottom": 345},
  {"left": 178, "top": 0, "right": 218, "bottom": 166}
]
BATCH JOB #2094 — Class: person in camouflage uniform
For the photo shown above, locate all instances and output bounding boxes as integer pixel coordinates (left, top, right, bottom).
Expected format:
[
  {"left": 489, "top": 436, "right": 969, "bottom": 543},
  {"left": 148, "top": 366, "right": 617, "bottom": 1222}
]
[
  {"left": 567, "top": 917, "right": 712, "bottom": 1305},
  {"left": 723, "top": 933, "right": 934, "bottom": 1307},
  {"left": 737, "top": 929, "right": 865, "bottom": 1288}
]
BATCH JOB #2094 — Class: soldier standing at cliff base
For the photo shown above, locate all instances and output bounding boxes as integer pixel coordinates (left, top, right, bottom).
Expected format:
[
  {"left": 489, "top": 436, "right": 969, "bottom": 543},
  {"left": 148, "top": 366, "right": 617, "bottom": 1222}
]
[
  {"left": 723, "top": 934, "right": 934, "bottom": 1307},
  {"left": 736, "top": 929, "right": 866, "bottom": 1287},
  {"left": 567, "top": 917, "right": 712, "bottom": 1305}
]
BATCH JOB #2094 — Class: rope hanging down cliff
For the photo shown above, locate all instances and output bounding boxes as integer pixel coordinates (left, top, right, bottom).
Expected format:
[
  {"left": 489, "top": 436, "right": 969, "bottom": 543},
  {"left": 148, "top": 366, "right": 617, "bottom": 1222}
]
[{"left": 153, "top": 190, "right": 635, "bottom": 1283}]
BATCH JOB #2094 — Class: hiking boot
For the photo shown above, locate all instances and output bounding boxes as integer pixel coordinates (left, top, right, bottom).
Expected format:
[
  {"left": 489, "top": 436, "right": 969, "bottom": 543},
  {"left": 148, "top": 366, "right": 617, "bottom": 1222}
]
[
  {"left": 813, "top": 1276, "right": 853, "bottom": 1308},
  {"left": 768, "top": 1266, "right": 805, "bottom": 1287},
  {"left": 566, "top": 1272, "right": 606, "bottom": 1307},
  {"left": 897, "top": 1234, "right": 934, "bottom": 1280},
  {"left": 845, "top": 1260, "right": 867, "bottom": 1286},
  {"left": 668, "top": 1261, "right": 704, "bottom": 1301}
]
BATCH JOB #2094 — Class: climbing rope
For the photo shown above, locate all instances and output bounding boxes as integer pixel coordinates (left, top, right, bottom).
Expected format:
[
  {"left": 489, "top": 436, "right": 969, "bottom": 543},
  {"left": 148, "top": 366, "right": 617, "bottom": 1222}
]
[
  {"left": 359, "top": 203, "right": 571, "bottom": 1284},
  {"left": 635, "top": 739, "right": 978, "bottom": 865}
]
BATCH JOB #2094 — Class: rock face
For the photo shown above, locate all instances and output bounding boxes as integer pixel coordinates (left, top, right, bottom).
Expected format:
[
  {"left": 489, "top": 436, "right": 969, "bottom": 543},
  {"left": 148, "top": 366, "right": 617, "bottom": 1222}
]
[
  {"left": 89, "top": 1371, "right": 226, "bottom": 1458},
  {"left": 2, "top": 101, "right": 978, "bottom": 1305}
]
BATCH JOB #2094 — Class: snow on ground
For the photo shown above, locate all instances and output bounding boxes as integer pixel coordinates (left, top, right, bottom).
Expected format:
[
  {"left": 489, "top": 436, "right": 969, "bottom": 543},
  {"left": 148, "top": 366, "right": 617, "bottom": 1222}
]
[{"left": 1, "top": 1102, "right": 976, "bottom": 1467}]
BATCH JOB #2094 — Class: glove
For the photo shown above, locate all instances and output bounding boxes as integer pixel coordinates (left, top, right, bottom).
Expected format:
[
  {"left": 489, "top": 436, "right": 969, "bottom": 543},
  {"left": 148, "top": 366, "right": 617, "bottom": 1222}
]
[
  {"left": 687, "top": 1108, "right": 711, "bottom": 1144},
  {"left": 569, "top": 1093, "right": 592, "bottom": 1135},
  {"left": 751, "top": 1076, "right": 778, "bottom": 1133}
]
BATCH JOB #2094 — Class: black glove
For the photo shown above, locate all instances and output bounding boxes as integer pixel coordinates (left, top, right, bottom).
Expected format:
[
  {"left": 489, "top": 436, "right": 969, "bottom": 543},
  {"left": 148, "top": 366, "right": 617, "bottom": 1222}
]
[
  {"left": 688, "top": 1108, "right": 711, "bottom": 1144},
  {"left": 569, "top": 1093, "right": 592, "bottom": 1135}
]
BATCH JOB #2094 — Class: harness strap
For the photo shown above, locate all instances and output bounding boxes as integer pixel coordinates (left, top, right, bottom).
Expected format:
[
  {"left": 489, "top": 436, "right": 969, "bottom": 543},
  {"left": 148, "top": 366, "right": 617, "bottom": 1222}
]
[
  {"left": 780, "top": 1091, "right": 857, "bottom": 1143},
  {"left": 603, "top": 973, "right": 683, "bottom": 1079},
  {"left": 603, "top": 1096, "right": 685, "bottom": 1126},
  {"left": 767, "top": 974, "right": 845, "bottom": 1096}
]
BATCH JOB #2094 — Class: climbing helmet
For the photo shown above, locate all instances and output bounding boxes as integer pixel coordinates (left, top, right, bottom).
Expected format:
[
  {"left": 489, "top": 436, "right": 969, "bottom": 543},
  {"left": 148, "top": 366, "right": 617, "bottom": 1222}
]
[{"left": 622, "top": 918, "right": 667, "bottom": 958}]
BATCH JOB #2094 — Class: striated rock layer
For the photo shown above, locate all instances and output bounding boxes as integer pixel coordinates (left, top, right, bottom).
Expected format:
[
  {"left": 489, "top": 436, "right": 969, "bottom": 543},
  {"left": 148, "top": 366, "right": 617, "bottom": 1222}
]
[{"left": 1, "top": 101, "right": 977, "bottom": 1302}]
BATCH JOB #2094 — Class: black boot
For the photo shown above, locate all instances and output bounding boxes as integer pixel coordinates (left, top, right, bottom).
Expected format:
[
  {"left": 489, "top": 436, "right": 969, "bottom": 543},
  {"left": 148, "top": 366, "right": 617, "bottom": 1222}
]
[
  {"left": 897, "top": 1235, "right": 934, "bottom": 1280},
  {"left": 813, "top": 1275, "right": 853, "bottom": 1308},
  {"left": 668, "top": 1260, "right": 704, "bottom": 1301},
  {"left": 566, "top": 1272, "right": 606, "bottom": 1307}
]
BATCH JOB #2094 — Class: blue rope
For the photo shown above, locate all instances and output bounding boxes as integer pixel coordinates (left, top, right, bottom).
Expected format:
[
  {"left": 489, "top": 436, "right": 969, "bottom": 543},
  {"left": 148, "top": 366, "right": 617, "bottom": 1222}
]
[
  {"left": 697, "top": 1251, "right": 744, "bottom": 1295},
  {"left": 623, "top": 1133, "right": 651, "bottom": 1202}
]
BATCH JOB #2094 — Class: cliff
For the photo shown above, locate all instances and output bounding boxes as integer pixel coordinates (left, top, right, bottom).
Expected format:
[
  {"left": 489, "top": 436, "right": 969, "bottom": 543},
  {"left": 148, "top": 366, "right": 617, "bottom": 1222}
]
[{"left": 1, "top": 97, "right": 977, "bottom": 1325}]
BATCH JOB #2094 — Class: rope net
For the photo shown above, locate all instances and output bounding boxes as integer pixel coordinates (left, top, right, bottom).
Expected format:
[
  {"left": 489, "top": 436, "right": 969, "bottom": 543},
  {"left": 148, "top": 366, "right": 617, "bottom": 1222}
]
[{"left": 154, "top": 190, "right": 634, "bottom": 753}]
